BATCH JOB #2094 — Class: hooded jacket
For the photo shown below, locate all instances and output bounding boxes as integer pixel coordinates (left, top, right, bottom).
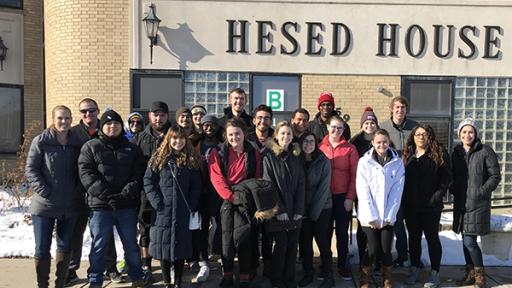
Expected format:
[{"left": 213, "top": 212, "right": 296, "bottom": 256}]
[
  {"left": 356, "top": 148, "right": 405, "bottom": 227},
  {"left": 124, "top": 112, "right": 145, "bottom": 141},
  {"left": 451, "top": 139, "right": 501, "bottom": 235}
]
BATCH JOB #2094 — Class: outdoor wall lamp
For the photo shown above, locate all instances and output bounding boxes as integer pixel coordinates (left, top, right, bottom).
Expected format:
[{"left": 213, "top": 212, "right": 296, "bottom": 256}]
[
  {"left": 142, "top": 3, "right": 161, "bottom": 64},
  {"left": 0, "top": 37, "right": 7, "bottom": 71}
]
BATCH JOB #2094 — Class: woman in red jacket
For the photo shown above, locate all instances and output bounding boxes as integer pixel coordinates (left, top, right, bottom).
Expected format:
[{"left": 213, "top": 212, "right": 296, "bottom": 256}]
[{"left": 319, "top": 114, "right": 359, "bottom": 281}]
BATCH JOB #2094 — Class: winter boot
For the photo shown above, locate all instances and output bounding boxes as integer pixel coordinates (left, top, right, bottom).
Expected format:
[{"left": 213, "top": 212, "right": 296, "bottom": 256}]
[
  {"left": 35, "top": 257, "right": 51, "bottom": 288},
  {"left": 456, "top": 265, "right": 475, "bottom": 286},
  {"left": 55, "top": 252, "right": 72, "bottom": 288},
  {"left": 360, "top": 265, "right": 372, "bottom": 288},
  {"left": 382, "top": 265, "right": 393, "bottom": 288},
  {"left": 474, "top": 267, "right": 486, "bottom": 288}
]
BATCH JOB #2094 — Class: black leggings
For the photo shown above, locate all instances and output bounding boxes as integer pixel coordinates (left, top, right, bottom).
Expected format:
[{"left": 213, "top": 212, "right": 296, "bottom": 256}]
[
  {"left": 362, "top": 225, "right": 394, "bottom": 267},
  {"left": 406, "top": 210, "right": 442, "bottom": 271},
  {"left": 300, "top": 209, "right": 333, "bottom": 276},
  {"left": 160, "top": 259, "right": 185, "bottom": 284}
]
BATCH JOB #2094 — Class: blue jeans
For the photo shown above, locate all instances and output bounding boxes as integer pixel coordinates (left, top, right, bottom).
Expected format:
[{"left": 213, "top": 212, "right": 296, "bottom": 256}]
[
  {"left": 88, "top": 208, "right": 143, "bottom": 285},
  {"left": 328, "top": 194, "right": 351, "bottom": 268},
  {"left": 463, "top": 234, "right": 483, "bottom": 267},
  {"left": 32, "top": 214, "right": 77, "bottom": 259}
]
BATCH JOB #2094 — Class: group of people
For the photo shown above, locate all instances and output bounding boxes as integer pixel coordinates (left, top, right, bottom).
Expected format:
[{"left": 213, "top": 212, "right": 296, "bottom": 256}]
[{"left": 25, "top": 88, "right": 501, "bottom": 288}]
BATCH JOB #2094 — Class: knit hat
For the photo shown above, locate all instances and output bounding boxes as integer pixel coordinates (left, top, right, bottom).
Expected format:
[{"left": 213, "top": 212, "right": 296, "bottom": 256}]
[
  {"left": 457, "top": 117, "right": 477, "bottom": 136},
  {"left": 317, "top": 92, "right": 335, "bottom": 110},
  {"left": 128, "top": 112, "right": 143, "bottom": 122},
  {"left": 200, "top": 114, "right": 218, "bottom": 125},
  {"left": 191, "top": 104, "right": 207, "bottom": 116},
  {"left": 175, "top": 107, "right": 192, "bottom": 122},
  {"left": 360, "top": 107, "right": 378, "bottom": 127},
  {"left": 100, "top": 109, "right": 123, "bottom": 129}
]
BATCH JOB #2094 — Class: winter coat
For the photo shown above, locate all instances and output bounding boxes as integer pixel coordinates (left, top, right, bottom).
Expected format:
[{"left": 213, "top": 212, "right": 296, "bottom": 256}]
[
  {"left": 308, "top": 111, "right": 351, "bottom": 142},
  {"left": 26, "top": 128, "right": 83, "bottom": 219},
  {"left": 78, "top": 135, "right": 146, "bottom": 210},
  {"left": 379, "top": 117, "right": 418, "bottom": 152},
  {"left": 403, "top": 149, "right": 451, "bottom": 215},
  {"left": 450, "top": 140, "right": 501, "bottom": 235},
  {"left": 319, "top": 135, "right": 359, "bottom": 200},
  {"left": 349, "top": 131, "right": 373, "bottom": 158},
  {"left": 124, "top": 112, "right": 145, "bottom": 141},
  {"left": 195, "top": 141, "right": 223, "bottom": 217},
  {"left": 356, "top": 148, "right": 405, "bottom": 227},
  {"left": 303, "top": 151, "right": 332, "bottom": 222},
  {"left": 262, "top": 141, "right": 305, "bottom": 232},
  {"left": 143, "top": 157, "right": 201, "bottom": 261},
  {"left": 70, "top": 120, "right": 100, "bottom": 145},
  {"left": 246, "top": 127, "right": 275, "bottom": 152},
  {"left": 218, "top": 107, "right": 253, "bottom": 128}
]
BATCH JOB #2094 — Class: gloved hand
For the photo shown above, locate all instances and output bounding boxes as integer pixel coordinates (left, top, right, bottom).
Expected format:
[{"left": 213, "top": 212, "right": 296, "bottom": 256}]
[
  {"left": 276, "top": 213, "right": 289, "bottom": 221},
  {"left": 293, "top": 214, "right": 302, "bottom": 221}
]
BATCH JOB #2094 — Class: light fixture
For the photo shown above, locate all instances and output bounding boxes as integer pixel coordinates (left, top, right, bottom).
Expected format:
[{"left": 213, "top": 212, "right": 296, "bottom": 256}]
[
  {"left": 0, "top": 37, "right": 7, "bottom": 71},
  {"left": 142, "top": 3, "right": 161, "bottom": 64}
]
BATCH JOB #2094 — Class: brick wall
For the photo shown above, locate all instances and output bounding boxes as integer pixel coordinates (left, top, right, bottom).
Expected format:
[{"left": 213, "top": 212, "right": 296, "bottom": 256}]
[
  {"left": 302, "top": 75, "right": 401, "bottom": 131},
  {"left": 44, "top": 0, "right": 130, "bottom": 126}
]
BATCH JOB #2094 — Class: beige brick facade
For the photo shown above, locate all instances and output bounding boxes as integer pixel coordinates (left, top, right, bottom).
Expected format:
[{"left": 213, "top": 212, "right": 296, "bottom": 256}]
[
  {"left": 44, "top": 0, "right": 130, "bottom": 126},
  {"left": 301, "top": 75, "right": 401, "bottom": 131}
]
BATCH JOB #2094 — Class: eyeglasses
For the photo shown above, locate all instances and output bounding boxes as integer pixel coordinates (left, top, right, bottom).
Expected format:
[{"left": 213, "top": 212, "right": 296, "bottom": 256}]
[
  {"left": 414, "top": 133, "right": 427, "bottom": 138},
  {"left": 329, "top": 125, "right": 344, "bottom": 130},
  {"left": 79, "top": 108, "right": 97, "bottom": 114}
]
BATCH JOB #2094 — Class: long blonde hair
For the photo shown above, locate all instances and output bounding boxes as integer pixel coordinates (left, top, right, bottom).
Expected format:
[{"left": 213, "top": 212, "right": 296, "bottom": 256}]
[{"left": 148, "top": 125, "right": 201, "bottom": 171}]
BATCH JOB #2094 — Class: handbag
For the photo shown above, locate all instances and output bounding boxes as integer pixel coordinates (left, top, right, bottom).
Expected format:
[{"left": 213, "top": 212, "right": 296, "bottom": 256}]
[{"left": 169, "top": 163, "right": 201, "bottom": 230}]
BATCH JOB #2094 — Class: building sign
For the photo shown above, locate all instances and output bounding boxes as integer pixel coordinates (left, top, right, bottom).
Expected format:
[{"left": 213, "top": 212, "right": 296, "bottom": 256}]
[
  {"left": 266, "top": 89, "right": 285, "bottom": 111},
  {"left": 133, "top": 1, "right": 512, "bottom": 76}
]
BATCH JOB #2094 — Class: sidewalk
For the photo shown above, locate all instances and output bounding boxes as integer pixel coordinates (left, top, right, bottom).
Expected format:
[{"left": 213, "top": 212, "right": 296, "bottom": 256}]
[{"left": 0, "top": 258, "right": 510, "bottom": 287}]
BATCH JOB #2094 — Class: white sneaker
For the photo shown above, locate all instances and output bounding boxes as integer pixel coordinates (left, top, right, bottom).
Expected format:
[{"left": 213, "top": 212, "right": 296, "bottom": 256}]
[
  {"left": 195, "top": 265, "right": 210, "bottom": 283},
  {"left": 424, "top": 270, "right": 441, "bottom": 288}
]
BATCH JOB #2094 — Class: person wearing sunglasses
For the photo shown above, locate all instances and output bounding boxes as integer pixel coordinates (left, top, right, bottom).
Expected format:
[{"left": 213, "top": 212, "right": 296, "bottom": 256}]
[{"left": 125, "top": 112, "right": 145, "bottom": 141}]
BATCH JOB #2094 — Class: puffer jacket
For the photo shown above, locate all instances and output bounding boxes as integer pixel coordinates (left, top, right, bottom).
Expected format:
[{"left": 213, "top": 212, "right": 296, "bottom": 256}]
[
  {"left": 78, "top": 134, "right": 146, "bottom": 210},
  {"left": 356, "top": 148, "right": 405, "bottom": 227},
  {"left": 26, "top": 128, "right": 83, "bottom": 219},
  {"left": 303, "top": 151, "right": 332, "bottom": 222},
  {"left": 319, "top": 135, "right": 359, "bottom": 200},
  {"left": 451, "top": 139, "right": 501, "bottom": 235}
]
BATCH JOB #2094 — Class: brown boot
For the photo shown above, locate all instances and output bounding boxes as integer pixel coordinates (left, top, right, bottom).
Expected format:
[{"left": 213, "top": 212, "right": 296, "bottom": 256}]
[
  {"left": 35, "top": 257, "right": 51, "bottom": 288},
  {"left": 360, "top": 265, "right": 372, "bottom": 288},
  {"left": 456, "top": 265, "right": 475, "bottom": 286},
  {"left": 54, "top": 252, "right": 72, "bottom": 288},
  {"left": 382, "top": 265, "right": 393, "bottom": 288},
  {"left": 474, "top": 267, "right": 486, "bottom": 288}
]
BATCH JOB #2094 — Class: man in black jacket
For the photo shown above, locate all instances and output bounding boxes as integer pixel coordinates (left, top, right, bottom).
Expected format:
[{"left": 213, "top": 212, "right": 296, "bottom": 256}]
[
  {"left": 131, "top": 101, "right": 171, "bottom": 274},
  {"left": 218, "top": 88, "right": 253, "bottom": 128},
  {"left": 308, "top": 92, "right": 351, "bottom": 141},
  {"left": 246, "top": 104, "right": 274, "bottom": 151},
  {"left": 78, "top": 110, "right": 147, "bottom": 288}
]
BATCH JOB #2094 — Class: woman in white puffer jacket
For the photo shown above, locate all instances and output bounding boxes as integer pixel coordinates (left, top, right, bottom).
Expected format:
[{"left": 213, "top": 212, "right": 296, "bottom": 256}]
[{"left": 356, "top": 129, "right": 405, "bottom": 288}]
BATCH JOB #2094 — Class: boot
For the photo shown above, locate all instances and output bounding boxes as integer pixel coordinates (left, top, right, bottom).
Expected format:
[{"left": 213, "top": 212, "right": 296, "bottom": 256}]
[
  {"left": 474, "top": 267, "right": 486, "bottom": 288},
  {"left": 456, "top": 265, "right": 475, "bottom": 286},
  {"left": 54, "top": 252, "right": 72, "bottom": 288},
  {"left": 382, "top": 265, "right": 393, "bottom": 288},
  {"left": 35, "top": 257, "right": 51, "bottom": 288},
  {"left": 360, "top": 266, "right": 371, "bottom": 288}
]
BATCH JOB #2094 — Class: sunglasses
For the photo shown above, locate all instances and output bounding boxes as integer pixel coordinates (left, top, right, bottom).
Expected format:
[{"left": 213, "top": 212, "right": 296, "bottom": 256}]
[
  {"left": 130, "top": 121, "right": 143, "bottom": 125},
  {"left": 79, "top": 108, "right": 97, "bottom": 114}
]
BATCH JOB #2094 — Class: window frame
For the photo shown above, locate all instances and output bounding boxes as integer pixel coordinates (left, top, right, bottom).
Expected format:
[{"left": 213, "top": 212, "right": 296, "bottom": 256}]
[
  {"left": 0, "top": 83, "right": 24, "bottom": 154},
  {"left": 0, "top": 0, "right": 23, "bottom": 9}
]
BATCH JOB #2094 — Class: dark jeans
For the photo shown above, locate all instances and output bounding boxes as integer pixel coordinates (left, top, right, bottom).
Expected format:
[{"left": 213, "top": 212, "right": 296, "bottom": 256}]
[
  {"left": 462, "top": 234, "right": 483, "bottom": 267},
  {"left": 88, "top": 208, "right": 143, "bottom": 286},
  {"left": 328, "top": 193, "right": 351, "bottom": 269},
  {"left": 270, "top": 229, "right": 300, "bottom": 286},
  {"left": 406, "top": 210, "right": 442, "bottom": 271},
  {"left": 32, "top": 214, "right": 77, "bottom": 259},
  {"left": 362, "top": 225, "right": 394, "bottom": 267},
  {"left": 394, "top": 207, "right": 408, "bottom": 260},
  {"left": 68, "top": 214, "right": 118, "bottom": 273},
  {"left": 300, "top": 209, "right": 332, "bottom": 276}
]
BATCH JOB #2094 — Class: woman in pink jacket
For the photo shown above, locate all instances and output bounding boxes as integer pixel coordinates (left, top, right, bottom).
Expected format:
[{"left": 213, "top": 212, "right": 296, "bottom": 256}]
[{"left": 319, "top": 114, "right": 359, "bottom": 281}]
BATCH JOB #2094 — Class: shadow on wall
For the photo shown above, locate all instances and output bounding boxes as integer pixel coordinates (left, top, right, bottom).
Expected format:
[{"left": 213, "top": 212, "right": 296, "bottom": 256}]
[{"left": 159, "top": 23, "right": 213, "bottom": 70}]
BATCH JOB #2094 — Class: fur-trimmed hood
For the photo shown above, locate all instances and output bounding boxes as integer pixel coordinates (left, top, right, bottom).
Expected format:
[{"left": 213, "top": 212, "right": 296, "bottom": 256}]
[{"left": 265, "top": 139, "right": 302, "bottom": 157}]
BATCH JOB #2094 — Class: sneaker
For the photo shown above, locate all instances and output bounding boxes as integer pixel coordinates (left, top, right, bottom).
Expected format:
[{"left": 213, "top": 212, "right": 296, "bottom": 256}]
[
  {"left": 319, "top": 276, "right": 335, "bottom": 288},
  {"left": 64, "top": 271, "right": 79, "bottom": 287},
  {"left": 424, "top": 270, "right": 441, "bottom": 288},
  {"left": 106, "top": 271, "right": 124, "bottom": 283},
  {"left": 142, "top": 266, "right": 153, "bottom": 283},
  {"left": 298, "top": 273, "right": 314, "bottom": 287},
  {"left": 219, "top": 277, "right": 234, "bottom": 288},
  {"left": 338, "top": 267, "right": 352, "bottom": 281},
  {"left": 116, "top": 260, "right": 128, "bottom": 274},
  {"left": 188, "top": 260, "right": 199, "bottom": 271},
  {"left": 405, "top": 266, "right": 420, "bottom": 285},
  {"left": 195, "top": 265, "right": 210, "bottom": 283}
]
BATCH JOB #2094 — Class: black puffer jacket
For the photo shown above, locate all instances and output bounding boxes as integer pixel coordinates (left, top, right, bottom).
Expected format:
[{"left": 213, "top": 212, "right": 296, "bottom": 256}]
[
  {"left": 403, "top": 149, "right": 451, "bottom": 214},
  {"left": 450, "top": 139, "right": 501, "bottom": 235},
  {"left": 78, "top": 134, "right": 146, "bottom": 210},
  {"left": 26, "top": 128, "right": 83, "bottom": 219},
  {"left": 308, "top": 111, "right": 351, "bottom": 142}
]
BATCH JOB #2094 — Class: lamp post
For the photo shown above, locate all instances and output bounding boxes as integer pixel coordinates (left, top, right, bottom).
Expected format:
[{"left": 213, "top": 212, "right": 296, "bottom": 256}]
[
  {"left": 0, "top": 37, "right": 7, "bottom": 71},
  {"left": 142, "top": 3, "right": 161, "bottom": 64}
]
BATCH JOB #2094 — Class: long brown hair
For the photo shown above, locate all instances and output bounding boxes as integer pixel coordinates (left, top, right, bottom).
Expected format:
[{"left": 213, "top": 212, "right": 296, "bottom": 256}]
[
  {"left": 148, "top": 125, "right": 201, "bottom": 171},
  {"left": 402, "top": 124, "right": 445, "bottom": 167}
]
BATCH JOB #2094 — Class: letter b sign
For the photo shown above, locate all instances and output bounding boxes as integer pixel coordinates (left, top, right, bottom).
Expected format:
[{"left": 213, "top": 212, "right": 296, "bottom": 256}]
[{"left": 266, "top": 89, "right": 284, "bottom": 111}]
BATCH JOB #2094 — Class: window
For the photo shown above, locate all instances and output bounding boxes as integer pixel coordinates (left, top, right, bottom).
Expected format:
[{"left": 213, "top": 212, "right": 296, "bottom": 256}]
[
  {"left": 131, "top": 70, "right": 183, "bottom": 118},
  {"left": 251, "top": 74, "right": 301, "bottom": 123},
  {"left": 0, "top": 0, "right": 22, "bottom": 9},
  {"left": 0, "top": 85, "right": 22, "bottom": 153}
]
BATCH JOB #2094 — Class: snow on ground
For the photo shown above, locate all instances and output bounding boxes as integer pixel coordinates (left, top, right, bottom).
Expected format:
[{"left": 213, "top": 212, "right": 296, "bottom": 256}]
[{"left": 1, "top": 190, "right": 511, "bottom": 266}]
